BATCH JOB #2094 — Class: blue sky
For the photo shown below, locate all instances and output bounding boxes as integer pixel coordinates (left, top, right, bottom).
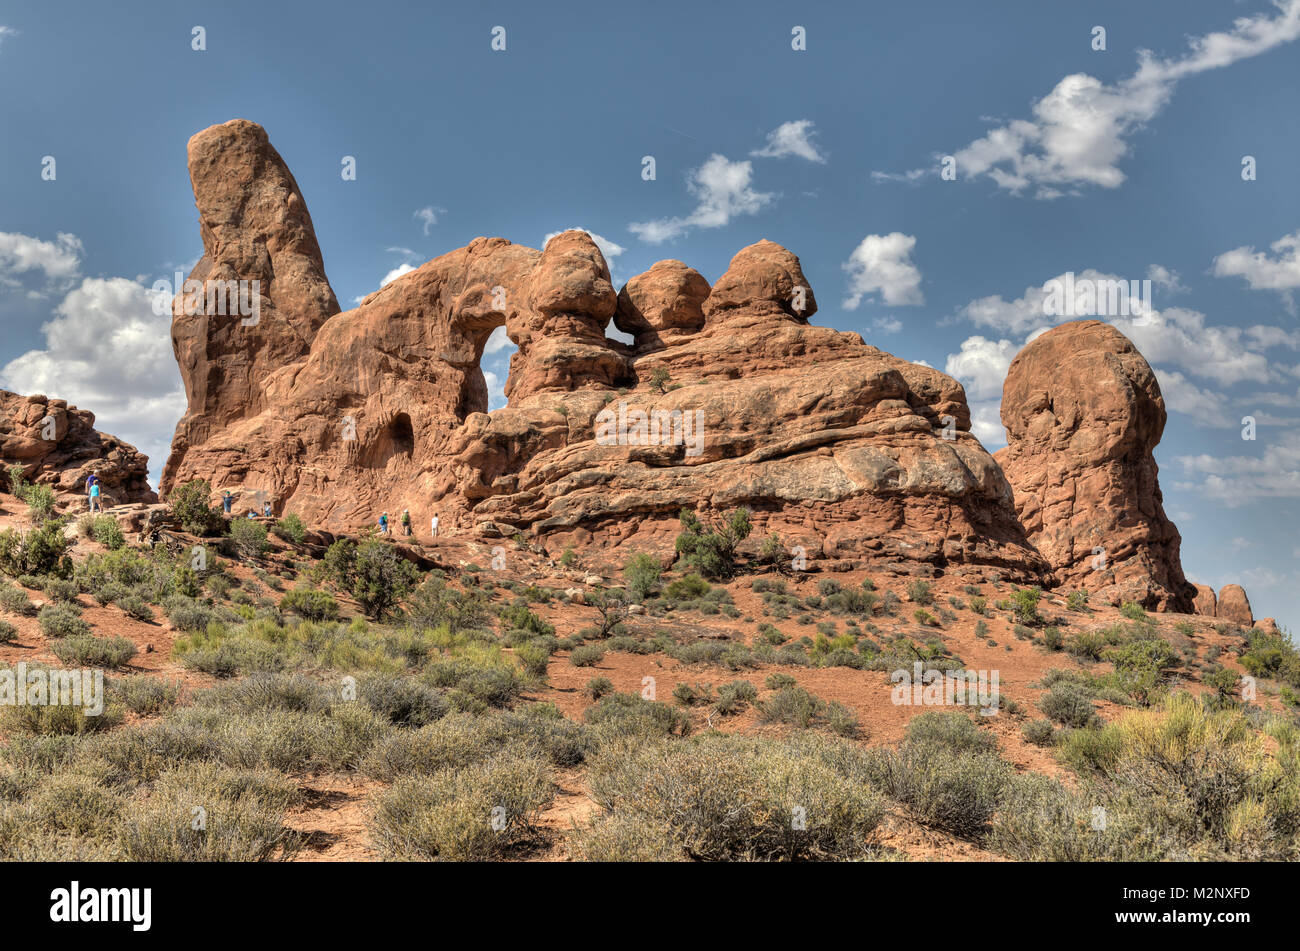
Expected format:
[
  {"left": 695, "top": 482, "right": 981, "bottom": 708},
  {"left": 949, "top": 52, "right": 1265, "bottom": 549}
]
[{"left": 1, "top": 0, "right": 1298, "bottom": 628}]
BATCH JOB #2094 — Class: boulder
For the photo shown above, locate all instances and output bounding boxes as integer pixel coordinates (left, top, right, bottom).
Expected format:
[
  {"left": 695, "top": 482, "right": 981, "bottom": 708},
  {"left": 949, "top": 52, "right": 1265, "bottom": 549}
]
[
  {"left": 995, "top": 321, "right": 1194, "bottom": 611},
  {"left": 1217, "top": 584, "right": 1253, "bottom": 627}
]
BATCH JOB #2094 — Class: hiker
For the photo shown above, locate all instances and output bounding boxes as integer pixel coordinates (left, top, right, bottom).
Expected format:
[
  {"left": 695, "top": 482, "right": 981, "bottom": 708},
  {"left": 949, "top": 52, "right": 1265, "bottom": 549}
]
[
  {"left": 401, "top": 509, "right": 412, "bottom": 536},
  {"left": 263, "top": 501, "right": 273, "bottom": 518},
  {"left": 430, "top": 514, "right": 439, "bottom": 538},
  {"left": 246, "top": 510, "right": 257, "bottom": 519},
  {"left": 378, "top": 512, "right": 390, "bottom": 536},
  {"left": 85, "top": 473, "right": 96, "bottom": 507},
  {"left": 88, "top": 477, "right": 102, "bottom": 514},
  {"left": 222, "top": 491, "right": 233, "bottom": 515}
]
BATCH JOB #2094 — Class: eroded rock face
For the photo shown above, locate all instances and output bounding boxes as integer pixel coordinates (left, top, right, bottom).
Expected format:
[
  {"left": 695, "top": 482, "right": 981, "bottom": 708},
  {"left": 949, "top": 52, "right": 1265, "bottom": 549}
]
[
  {"left": 995, "top": 321, "right": 1194, "bottom": 611},
  {"left": 0, "top": 391, "right": 156, "bottom": 505},
  {"left": 1192, "top": 584, "right": 1218, "bottom": 618},
  {"left": 160, "top": 120, "right": 1046, "bottom": 580},
  {"left": 1217, "top": 584, "right": 1253, "bottom": 626}
]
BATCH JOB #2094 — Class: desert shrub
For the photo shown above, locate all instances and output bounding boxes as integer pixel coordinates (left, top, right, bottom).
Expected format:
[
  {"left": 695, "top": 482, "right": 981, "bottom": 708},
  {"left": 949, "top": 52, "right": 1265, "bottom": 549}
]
[
  {"left": 586, "top": 676, "right": 615, "bottom": 701},
  {"left": 163, "top": 595, "right": 215, "bottom": 633},
  {"left": 117, "top": 786, "right": 300, "bottom": 861},
  {"left": 1042, "top": 626, "right": 1064, "bottom": 651},
  {"left": 0, "top": 619, "right": 15, "bottom": 644},
  {"left": 357, "top": 673, "right": 448, "bottom": 727},
  {"left": 1120, "top": 601, "right": 1147, "bottom": 621},
  {"left": 663, "top": 572, "right": 710, "bottom": 601},
  {"left": 0, "top": 583, "right": 35, "bottom": 616},
  {"left": 623, "top": 553, "right": 662, "bottom": 601},
  {"left": 866, "top": 721, "right": 1010, "bottom": 838},
  {"left": 757, "top": 686, "right": 824, "bottom": 729},
  {"left": 50, "top": 634, "right": 137, "bottom": 669},
  {"left": 117, "top": 594, "right": 153, "bottom": 622},
  {"left": 37, "top": 603, "right": 90, "bottom": 639},
  {"left": 997, "top": 693, "right": 1300, "bottom": 860},
  {"left": 280, "top": 587, "right": 339, "bottom": 622},
  {"left": 0, "top": 522, "right": 73, "bottom": 578},
  {"left": 674, "top": 507, "right": 751, "bottom": 579},
  {"left": 1067, "top": 630, "right": 1109, "bottom": 662},
  {"left": 569, "top": 644, "right": 605, "bottom": 668},
  {"left": 90, "top": 516, "right": 125, "bottom": 550},
  {"left": 585, "top": 733, "right": 885, "bottom": 860},
  {"left": 229, "top": 518, "right": 269, "bottom": 559},
  {"left": 1022, "top": 719, "right": 1056, "bottom": 746},
  {"left": 370, "top": 752, "right": 552, "bottom": 860},
  {"left": 968, "top": 596, "right": 987, "bottom": 615},
  {"left": 166, "top": 479, "right": 224, "bottom": 536},
  {"left": 408, "top": 577, "right": 489, "bottom": 634},
  {"left": 113, "top": 676, "right": 180, "bottom": 715},
  {"left": 1040, "top": 681, "right": 1100, "bottom": 728},
  {"left": 1066, "top": 589, "right": 1089, "bottom": 611},
  {"left": 583, "top": 692, "right": 691, "bottom": 738},
  {"left": 271, "top": 513, "right": 307, "bottom": 545},
  {"left": 498, "top": 603, "right": 553, "bottom": 638},
  {"left": 514, "top": 640, "right": 553, "bottom": 679},
  {"left": 906, "top": 580, "right": 933, "bottom": 605},
  {"left": 570, "top": 812, "right": 685, "bottom": 862},
  {"left": 42, "top": 577, "right": 79, "bottom": 603},
  {"left": 765, "top": 672, "right": 797, "bottom": 691},
  {"left": 902, "top": 712, "right": 998, "bottom": 754},
  {"left": 1011, "top": 587, "right": 1043, "bottom": 626},
  {"left": 349, "top": 541, "right": 419, "bottom": 620}
]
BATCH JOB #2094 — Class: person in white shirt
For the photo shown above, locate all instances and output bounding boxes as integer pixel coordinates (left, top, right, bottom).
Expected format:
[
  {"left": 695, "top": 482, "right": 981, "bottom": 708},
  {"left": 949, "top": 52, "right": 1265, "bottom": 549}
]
[{"left": 430, "top": 514, "right": 439, "bottom": 538}]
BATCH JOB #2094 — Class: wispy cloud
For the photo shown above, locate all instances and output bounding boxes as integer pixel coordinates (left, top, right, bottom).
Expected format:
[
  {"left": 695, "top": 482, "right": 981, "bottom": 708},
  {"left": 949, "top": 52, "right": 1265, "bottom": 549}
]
[{"left": 751, "top": 120, "right": 826, "bottom": 163}]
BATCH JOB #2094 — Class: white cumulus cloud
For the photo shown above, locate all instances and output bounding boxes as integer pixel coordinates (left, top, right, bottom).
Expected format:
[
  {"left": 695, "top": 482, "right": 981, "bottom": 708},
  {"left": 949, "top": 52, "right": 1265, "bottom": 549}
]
[
  {"left": 629, "top": 154, "right": 773, "bottom": 244},
  {"left": 842, "top": 233, "right": 923, "bottom": 308}
]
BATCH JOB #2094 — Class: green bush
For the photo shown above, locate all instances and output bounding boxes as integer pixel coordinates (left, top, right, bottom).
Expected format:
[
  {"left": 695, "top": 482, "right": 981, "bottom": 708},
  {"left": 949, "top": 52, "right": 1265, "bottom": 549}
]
[
  {"left": 623, "top": 553, "right": 662, "bottom": 601},
  {"left": 350, "top": 541, "right": 419, "bottom": 620},
  {"left": 229, "top": 518, "right": 269, "bottom": 559},
  {"left": 585, "top": 733, "right": 886, "bottom": 860},
  {"left": 570, "top": 644, "right": 605, "bottom": 668},
  {"left": 674, "top": 508, "right": 751, "bottom": 579},
  {"left": 90, "top": 516, "right": 125, "bottom": 550},
  {"left": 166, "top": 479, "right": 224, "bottom": 536},
  {"left": 369, "top": 753, "right": 552, "bottom": 860},
  {"left": 906, "top": 580, "right": 933, "bottom": 605},
  {"left": 1039, "top": 681, "right": 1099, "bottom": 728},
  {"left": 38, "top": 603, "right": 90, "bottom": 639},
  {"left": 664, "top": 573, "right": 710, "bottom": 601},
  {"left": 271, "top": 513, "right": 307, "bottom": 545},
  {"left": 50, "top": 635, "right": 138, "bottom": 669},
  {"left": 280, "top": 587, "right": 339, "bottom": 621}
]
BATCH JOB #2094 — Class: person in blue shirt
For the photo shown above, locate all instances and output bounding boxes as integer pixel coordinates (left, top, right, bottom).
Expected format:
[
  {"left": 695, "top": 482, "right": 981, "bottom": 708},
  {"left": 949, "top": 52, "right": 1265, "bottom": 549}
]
[
  {"left": 222, "top": 491, "right": 234, "bottom": 515},
  {"left": 88, "top": 478, "right": 101, "bottom": 513},
  {"left": 378, "top": 512, "right": 390, "bottom": 535}
]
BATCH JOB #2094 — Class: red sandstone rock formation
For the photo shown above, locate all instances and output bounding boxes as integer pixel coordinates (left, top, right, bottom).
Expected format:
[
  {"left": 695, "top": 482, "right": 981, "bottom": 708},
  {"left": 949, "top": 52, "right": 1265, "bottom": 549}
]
[
  {"left": 0, "top": 390, "right": 156, "bottom": 505},
  {"left": 160, "top": 120, "right": 1046, "bottom": 579},
  {"left": 1192, "top": 583, "right": 1217, "bottom": 617},
  {"left": 995, "top": 321, "right": 1194, "bottom": 611},
  {"left": 1217, "top": 584, "right": 1253, "bottom": 626}
]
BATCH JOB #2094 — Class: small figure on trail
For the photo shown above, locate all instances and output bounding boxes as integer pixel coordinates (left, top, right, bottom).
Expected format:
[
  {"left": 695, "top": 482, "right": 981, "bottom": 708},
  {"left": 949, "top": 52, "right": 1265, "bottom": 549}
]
[
  {"left": 222, "top": 491, "right": 233, "bottom": 515},
  {"left": 88, "top": 477, "right": 102, "bottom": 514},
  {"left": 401, "top": 509, "right": 412, "bottom": 536},
  {"left": 263, "top": 501, "right": 273, "bottom": 518},
  {"left": 379, "top": 512, "right": 390, "bottom": 536},
  {"left": 430, "top": 514, "right": 439, "bottom": 538}
]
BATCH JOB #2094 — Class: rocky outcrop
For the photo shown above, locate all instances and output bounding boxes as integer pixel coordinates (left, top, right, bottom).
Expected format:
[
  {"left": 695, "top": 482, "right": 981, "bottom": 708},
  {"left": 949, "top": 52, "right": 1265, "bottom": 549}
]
[
  {"left": 0, "top": 391, "right": 156, "bottom": 505},
  {"left": 995, "top": 321, "right": 1194, "bottom": 611},
  {"left": 1192, "top": 583, "right": 1217, "bottom": 617},
  {"left": 1217, "top": 584, "right": 1253, "bottom": 627},
  {"left": 160, "top": 120, "right": 1047, "bottom": 579}
]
